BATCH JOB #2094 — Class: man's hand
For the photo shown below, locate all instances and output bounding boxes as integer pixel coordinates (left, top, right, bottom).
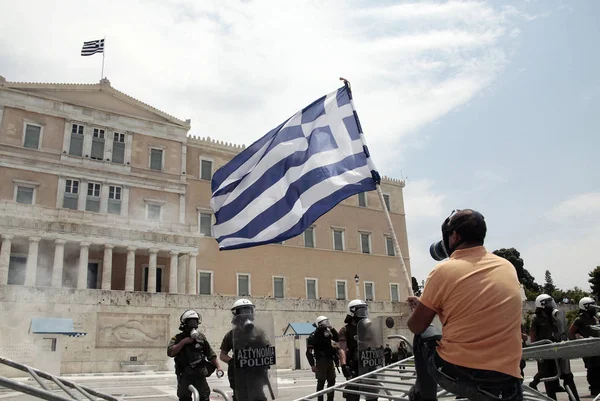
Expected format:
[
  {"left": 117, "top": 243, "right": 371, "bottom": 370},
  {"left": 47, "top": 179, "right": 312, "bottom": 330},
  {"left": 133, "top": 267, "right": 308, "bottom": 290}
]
[
  {"left": 407, "top": 296, "right": 420, "bottom": 312},
  {"left": 311, "top": 365, "right": 318, "bottom": 373},
  {"left": 341, "top": 364, "right": 353, "bottom": 379},
  {"left": 183, "top": 336, "right": 195, "bottom": 345}
]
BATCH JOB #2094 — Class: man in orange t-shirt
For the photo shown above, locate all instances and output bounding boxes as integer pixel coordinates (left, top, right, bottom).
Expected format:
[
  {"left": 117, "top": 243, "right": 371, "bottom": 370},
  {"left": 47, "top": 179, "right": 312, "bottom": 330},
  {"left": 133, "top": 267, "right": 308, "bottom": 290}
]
[{"left": 407, "top": 209, "right": 523, "bottom": 401}]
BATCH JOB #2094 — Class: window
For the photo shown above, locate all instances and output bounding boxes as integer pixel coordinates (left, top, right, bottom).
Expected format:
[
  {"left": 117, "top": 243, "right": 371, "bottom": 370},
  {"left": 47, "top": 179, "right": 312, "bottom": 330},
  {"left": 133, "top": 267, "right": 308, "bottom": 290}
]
[
  {"left": 332, "top": 229, "right": 344, "bottom": 251},
  {"left": 91, "top": 128, "right": 105, "bottom": 160},
  {"left": 385, "top": 236, "right": 395, "bottom": 256},
  {"left": 360, "top": 232, "right": 371, "bottom": 254},
  {"left": 86, "top": 182, "right": 101, "bottom": 212},
  {"left": 306, "top": 278, "right": 318, "bottom": 300},
  {"left": 336, "top": 280, "right": 347, "bottom": 300},
  {"left": 147, "top": 204, "right": 161, "bottom": 221},
  {"left": 16, "top": 186, "right": 34, "bottom": 205},
  {"left": 150, "top": 148, "right": 163, "bottom": 171},
  {"left": 198, "top": 271, "right": 212, "bottom": 295},
  {"left": 383, "top": 194, "right": 391, "bottom": 212},
  {"left": 63, "top": 179, "right": 79, "bottom": 210},
  {"left": 108, "top": 185, "right": 122, "bottom": 215},
  {"left": 143, "top": 266, "right": 163, "bottom": 292},
  {"left": 201, "top": 159, "right": 213, "bottom": 181},
  {"left": 23, "top": 124, "right": 42, "bottom": 149},
  {"left": 7, "top": 256, "right": 27, "bottom": 285},
  {"left": 390, "top": 284, "right": 399, "bottom": 302},
  {"left": 199, "top": 213, "right": 212, "bottom": 236},
  {"left": 358, "top": 192, "right": 367, "bottom": 207},
  {"left": 237, "top": 274, "right": 250, "bottom": 296},
  {"left": 87, "top": 262, "right": 99, "bottom": 289},
  {"left": 112, "top": 132, "right": 125, "bottom": 164},
  {"left": 303, "top": 226, "right": 315, "bottom": 248},
  {"left": 364, "top": 282, "right": 374, "bottom": 301},
  {"left": 69, "top": 124, "right": 84, "bottom": 156},
  {"left": 273, "top": 277, "right": 284, "bottom": 298}
]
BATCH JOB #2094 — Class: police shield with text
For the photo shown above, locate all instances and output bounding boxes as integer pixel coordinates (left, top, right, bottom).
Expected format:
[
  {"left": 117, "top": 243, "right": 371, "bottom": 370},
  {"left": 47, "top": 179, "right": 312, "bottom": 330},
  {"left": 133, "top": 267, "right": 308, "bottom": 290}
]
[
  {"left": 167, "top": 310, "right": 223, "bottom": 401},
  {"left": 220, "top": 299, "right": 277, "bottom": 401},
  {"left": 306, "top": 315, "right": 342, "bottom": 401},
  {"left": 339, "top": 299, "right": 378, "bottom": 401}
]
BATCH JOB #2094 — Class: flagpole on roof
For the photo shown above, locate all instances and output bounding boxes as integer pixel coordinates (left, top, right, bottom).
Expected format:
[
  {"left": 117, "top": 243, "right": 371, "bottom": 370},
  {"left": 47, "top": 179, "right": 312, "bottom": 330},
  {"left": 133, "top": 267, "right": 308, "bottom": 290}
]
[
  {"left": 339, "top": 77, "right": 414, "bottom": 299},
  {"left": 101, "top": 37, "right": 106, "bottom": 80}
]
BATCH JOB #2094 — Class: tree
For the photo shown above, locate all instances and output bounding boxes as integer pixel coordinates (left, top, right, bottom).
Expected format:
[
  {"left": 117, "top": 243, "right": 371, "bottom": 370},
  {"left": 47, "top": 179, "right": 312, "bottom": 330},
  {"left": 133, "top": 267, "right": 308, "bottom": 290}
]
[
  {"left": 411, "top": 277, "right": 422, "bottom": 296},
  {"left": 589, "top": 266, "right": 600, "bottom": 299},
  {"left": 493, "top": 248, "right": 541, "bottom": 298},
  {"left": 543, "top": 270, "right": 556, "bottom": 296}
]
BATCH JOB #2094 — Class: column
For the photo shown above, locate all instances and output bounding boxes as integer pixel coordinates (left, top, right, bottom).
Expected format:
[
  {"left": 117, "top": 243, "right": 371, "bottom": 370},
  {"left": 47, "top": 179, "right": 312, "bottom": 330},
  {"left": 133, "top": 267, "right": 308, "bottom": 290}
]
[
  {"left": 100, "top": 183, "right": 109, "bottom": 214},
  {"left": 0, "top": 234, "right": 14, "bottom": 285},
  {"left": 122, "top": 186, "right": 130, "bottom": 217},
  {"left": 124, "top": 132, "right": 133, "bottom": 165},
  {"left": 187, "top": 252, "right": 198, "bottom": 295},
  {"left": 147, "top": 249, "right": 158, "bottom": 293},
  {"left": 179, "top": 194, "right": 186, "bottom": 224},
  {"left": 61, "top": 122, "right": 71, "bottom": 154},
  {"left": 125, "top": 246, "right": 136, "bottom": 292},
  {"left": 24, "top": 237, "right": 41, "bottom": 286},
  {"left": 56, "top": 176, "right": 66, "bottom": 209},
  {"left": 77, "top": 242, "right": 91, "bottom": 289},
  {"left": 169, "top": 251, "right": 179, "bottom": 293},
  {"left": 82, "top": 124, "right": 93, "bottom": 159},
  {"left": 77, "top": 179, "right": 88, "bottom": 211},
  {"left": 101, "top": 244, "right": 114, "bottom": 290},
  {"left": 51, "top": 239, "right": 67, "bottom": 288}
]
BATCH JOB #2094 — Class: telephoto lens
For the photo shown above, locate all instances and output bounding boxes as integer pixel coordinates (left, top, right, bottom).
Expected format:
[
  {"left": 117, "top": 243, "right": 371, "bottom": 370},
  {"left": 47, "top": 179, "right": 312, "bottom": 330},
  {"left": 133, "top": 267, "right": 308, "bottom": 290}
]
[{"left": 429, "top": 240, "right": 448, "bottom": 261}]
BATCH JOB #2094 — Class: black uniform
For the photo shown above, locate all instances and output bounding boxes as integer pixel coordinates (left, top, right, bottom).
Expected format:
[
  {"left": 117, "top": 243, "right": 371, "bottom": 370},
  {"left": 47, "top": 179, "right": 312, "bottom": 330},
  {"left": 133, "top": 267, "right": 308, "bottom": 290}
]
[
  {"left": 306, "top": 327, "right": 340, "bottom": 401},
  {"left": 570, "top": 312, "right": 600, "bottom": 396},
  {"left": 339, "top": 323, "right": 376, "bottom": 401},
  {"left": 383, "top": 346, "right": 392, "bottom": 366},
  {"left": 221, "top": 327, "right": 272, "bottom": 401},
  {"left": 531, "top": 311, "right": 580, "bottom": 401},
  {"left": 168, "top": 332, "right": 216, "bottom": 401}
]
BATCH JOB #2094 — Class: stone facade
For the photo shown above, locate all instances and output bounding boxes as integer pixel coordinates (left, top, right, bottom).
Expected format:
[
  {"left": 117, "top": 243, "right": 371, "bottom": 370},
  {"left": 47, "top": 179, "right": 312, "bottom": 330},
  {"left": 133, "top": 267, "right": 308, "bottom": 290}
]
[{"left": 0, "top": 76, "right": 412, "bottom": 374}]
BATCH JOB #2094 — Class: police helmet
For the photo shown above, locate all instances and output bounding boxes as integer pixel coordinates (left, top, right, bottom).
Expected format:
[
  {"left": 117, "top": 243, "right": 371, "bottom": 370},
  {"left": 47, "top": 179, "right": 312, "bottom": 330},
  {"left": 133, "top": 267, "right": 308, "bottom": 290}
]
[
  {"left": 231, "top": 298, "right": 255, "bottom": 316},
  {"left": 535, "top": 294, "right": 553, "bottom": 309},
  {"left": 315, "top": 315, "right": 331, "bottom": 328},
  {"left": 180, "top": 309, "right": 201, "bottom": 324},
  {"left": 579, "top": 297, "right": 596, "bottom": 311},
  {"left": 347, "top": 299, "right": 368, "bottom": 318}
]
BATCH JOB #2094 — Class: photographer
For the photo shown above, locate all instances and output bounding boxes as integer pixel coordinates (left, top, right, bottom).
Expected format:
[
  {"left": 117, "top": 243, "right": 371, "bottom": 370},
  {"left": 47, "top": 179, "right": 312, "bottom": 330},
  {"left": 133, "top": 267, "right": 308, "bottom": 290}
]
[
  {"left": 167, "top": 309, "right": 223, "bottom": 401},
  {"left": 306, "top": 315, "right": 341, "bottom": 401},
  {"left": 406, "top": 209, "right": 523, "bottom": 401}
]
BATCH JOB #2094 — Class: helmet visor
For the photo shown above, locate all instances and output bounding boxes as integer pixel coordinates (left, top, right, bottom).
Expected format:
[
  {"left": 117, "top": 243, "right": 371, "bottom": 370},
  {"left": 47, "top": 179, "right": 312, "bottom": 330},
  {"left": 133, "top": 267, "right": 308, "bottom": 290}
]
[
  {"left": 235, "top": 306, "right": 255, "bottom": 316},
  {"left": 318, "top": 319, "right": 331, "bottom": 328},
  {"left": 353, "top": 306, "right": 368, "bottom": 318}
]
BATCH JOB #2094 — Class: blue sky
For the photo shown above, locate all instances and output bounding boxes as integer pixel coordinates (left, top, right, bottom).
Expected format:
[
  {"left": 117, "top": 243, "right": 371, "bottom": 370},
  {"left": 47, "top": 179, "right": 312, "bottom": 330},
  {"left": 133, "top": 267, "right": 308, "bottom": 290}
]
[{"left": 0, "top": 0, "right": 597, "bottom": 290}]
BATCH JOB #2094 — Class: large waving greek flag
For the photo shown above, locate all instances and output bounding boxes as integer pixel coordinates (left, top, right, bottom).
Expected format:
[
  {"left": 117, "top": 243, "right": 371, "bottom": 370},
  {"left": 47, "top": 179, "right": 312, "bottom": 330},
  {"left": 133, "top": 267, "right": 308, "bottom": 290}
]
[{"left": 211, "top": 85, "right": 380, "bottom": 250}]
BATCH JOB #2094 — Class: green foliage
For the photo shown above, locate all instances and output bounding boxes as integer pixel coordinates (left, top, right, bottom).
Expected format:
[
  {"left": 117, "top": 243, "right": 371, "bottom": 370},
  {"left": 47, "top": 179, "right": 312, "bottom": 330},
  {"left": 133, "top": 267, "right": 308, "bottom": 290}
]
[
  {"left": 411, "top": 277, "right": 422, "bottom": 296},
  {"left": 565, "top": 310, "right": 580, "bottom": 328},
  {"left": 523, "top": 310, "right": 534, "bottom": 333},
  {"left": 589, "top": 266, "right": 600, "bottom": 299},
  {"left": 543, "top": 270, "right": 556, "bottom": 295},
  {"left": 493, "top": 248, "right": 540, "bottom": 293}
]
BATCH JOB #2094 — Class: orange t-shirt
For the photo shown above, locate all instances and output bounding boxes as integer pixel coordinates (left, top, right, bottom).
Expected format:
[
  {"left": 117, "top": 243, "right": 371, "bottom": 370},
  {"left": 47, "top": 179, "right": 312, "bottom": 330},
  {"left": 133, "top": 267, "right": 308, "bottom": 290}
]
[{"left": 419, "top": 246, "right": 522, "bottom": 378}]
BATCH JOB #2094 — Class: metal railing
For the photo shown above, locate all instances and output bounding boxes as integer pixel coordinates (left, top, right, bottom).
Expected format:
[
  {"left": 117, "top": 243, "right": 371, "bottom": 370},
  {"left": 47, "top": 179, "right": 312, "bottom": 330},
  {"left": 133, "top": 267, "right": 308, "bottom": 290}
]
[
  {"left": 189, "top": 385, "right": 231, "bottom": 401},
  {"left": 0, "top": 356, "right": 121, "bottom": 401}
]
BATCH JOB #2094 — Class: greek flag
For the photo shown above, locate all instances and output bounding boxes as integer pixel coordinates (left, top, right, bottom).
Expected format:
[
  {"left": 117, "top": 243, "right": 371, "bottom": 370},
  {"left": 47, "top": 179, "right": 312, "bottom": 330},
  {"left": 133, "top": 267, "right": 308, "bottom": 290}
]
[
  {"left": 210, "top": 85, "right": 380, "bottom": 250},
  {"left": 81, "top": 39, "right": 104, "bottom": 56}
]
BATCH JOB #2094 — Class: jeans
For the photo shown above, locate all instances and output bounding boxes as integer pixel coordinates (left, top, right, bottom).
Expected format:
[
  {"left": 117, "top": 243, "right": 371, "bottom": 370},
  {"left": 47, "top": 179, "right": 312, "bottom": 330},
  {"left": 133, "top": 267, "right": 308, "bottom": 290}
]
[{"left": 411, "top": 325, "right": 523, "bottom": 401}]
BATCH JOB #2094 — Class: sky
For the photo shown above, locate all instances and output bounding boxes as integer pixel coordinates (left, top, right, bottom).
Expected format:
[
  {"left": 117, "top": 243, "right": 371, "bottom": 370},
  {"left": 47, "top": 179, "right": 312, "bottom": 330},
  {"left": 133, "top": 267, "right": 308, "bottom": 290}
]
[{"left": 0, "top": 0, "right": 598, "bottom": 291}]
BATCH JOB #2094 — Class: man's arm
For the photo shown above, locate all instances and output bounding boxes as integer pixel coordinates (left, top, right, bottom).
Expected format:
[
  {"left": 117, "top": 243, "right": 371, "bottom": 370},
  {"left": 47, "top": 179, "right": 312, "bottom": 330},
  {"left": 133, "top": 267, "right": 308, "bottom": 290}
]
[
  {"left": 568, "top": 319, "right": 583, "bottom": 340},
  {"left": 407, "top": 296, "right": 437, "bottom": 334},
  {"left": 167, "top": 336, "right": 193, "bottom": 357}
]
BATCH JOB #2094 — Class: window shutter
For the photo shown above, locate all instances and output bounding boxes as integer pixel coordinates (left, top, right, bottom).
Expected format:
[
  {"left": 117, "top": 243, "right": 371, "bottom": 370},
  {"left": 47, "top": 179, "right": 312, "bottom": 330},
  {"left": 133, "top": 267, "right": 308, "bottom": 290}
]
[
  {"left": 112, "top": 141, "right": 125, "bottom": 163},
  {"left": 24, "top": 125, "right": 41, "bottom": 149}
]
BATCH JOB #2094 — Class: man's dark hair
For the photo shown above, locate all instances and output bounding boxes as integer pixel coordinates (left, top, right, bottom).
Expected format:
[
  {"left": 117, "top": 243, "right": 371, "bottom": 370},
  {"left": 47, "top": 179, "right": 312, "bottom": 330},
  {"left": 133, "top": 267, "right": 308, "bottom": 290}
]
[{"left": 450, "top": 209, "right": 487, "bottom": 245}]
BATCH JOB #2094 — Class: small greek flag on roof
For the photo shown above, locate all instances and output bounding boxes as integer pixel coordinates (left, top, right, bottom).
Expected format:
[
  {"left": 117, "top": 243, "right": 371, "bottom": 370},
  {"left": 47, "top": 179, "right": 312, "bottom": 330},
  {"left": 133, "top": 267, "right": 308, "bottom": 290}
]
[
  {"left": 81, "top": 39, "right": 104, "bottom": 56},
  {"left": 210, "top": 85, "right": 380, "bottom": 250}
]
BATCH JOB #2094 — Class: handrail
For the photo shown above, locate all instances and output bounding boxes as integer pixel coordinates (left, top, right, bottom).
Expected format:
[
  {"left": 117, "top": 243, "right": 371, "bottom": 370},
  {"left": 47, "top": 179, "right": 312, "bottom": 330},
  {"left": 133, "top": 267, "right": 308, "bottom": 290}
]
[{"left": 0, "top": 356, "right": 122, "bottom": 401}]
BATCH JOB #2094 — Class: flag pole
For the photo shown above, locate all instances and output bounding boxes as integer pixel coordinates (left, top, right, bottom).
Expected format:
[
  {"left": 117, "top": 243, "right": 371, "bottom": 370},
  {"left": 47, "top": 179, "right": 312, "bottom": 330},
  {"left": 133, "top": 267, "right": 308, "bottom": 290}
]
[
  {"left": 101, "top": 37, "right": 106, "bottom": 80},
  {"left": 339, "top": 77, "right": 414, "bottom": 299}
]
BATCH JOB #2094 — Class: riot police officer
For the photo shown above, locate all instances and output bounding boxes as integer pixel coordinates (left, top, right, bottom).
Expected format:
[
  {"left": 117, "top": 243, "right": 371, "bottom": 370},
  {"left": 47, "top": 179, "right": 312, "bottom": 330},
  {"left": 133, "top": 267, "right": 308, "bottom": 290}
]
[
  {"left": 167, "top": 309, "right": 223, "bottom": 401},
  {"left": 568, "top": 297, "right": 600, "bottom": 397},
  {"left": 338, "top": 299, "right": 377, "bottom": 401},
  {"left": 530, "top": 294, "right": 580, "bottom": 401},
  {"left": 306, "top": 315, "right": 341, "bottom": 401},
  {"left": 220, "top": 299, "right": 273, "bottom": 401}
]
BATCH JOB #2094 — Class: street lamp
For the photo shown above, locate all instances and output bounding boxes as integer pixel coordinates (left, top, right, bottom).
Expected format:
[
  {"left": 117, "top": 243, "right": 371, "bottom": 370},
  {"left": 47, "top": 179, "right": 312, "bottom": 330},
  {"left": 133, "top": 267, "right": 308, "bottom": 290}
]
[{"left": 354, "top": 274, "right": 360, "bottom": 299}]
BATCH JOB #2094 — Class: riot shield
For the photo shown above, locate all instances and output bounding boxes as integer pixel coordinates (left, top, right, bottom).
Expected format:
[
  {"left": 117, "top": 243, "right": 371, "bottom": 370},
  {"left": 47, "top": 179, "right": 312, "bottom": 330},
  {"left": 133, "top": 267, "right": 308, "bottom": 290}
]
[
  {"left": 232, "top": 313, "right": 278, "bottom": 401},
  {"left": 357, "top": 316, "right": 385, "bottom": 376}
]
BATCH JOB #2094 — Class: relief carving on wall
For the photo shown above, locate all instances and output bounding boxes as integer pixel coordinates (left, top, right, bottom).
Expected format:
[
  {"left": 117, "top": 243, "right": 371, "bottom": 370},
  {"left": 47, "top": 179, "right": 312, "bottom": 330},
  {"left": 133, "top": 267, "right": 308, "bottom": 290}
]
[{"left": 96, "top": 313, "right": 168, "bottom": 348}]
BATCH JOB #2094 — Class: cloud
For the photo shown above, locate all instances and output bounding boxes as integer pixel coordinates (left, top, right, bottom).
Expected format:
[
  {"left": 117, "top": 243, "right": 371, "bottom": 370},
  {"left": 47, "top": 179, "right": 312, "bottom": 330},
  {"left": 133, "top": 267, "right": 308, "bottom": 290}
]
[
  {"left": 547, "top": 192, "right": 600, "bottom": 222},
  {"left": 0, "top": 0, "right": 525, "bottom": 158}
]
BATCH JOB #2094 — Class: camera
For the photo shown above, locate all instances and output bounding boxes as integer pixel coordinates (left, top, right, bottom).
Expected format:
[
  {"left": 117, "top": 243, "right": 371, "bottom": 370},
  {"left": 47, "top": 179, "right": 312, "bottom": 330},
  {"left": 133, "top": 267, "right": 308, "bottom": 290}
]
[{"left": 429, "top": 240, "right": 448, "bottom": 261}]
